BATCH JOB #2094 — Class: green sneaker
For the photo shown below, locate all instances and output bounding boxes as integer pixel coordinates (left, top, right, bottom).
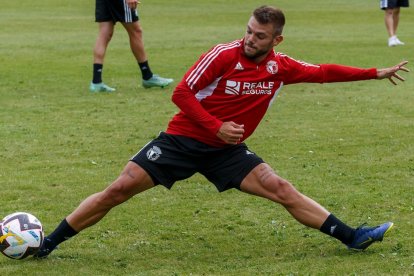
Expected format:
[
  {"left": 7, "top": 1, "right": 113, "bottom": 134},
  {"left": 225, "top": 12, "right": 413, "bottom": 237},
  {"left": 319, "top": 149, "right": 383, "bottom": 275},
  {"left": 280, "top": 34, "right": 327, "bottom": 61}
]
[
  {"left": 142, "top": 74, "right": 173, "bottom": 88},
  {"left": 89, "top": 82, "right": 116, "bottom": 92}
]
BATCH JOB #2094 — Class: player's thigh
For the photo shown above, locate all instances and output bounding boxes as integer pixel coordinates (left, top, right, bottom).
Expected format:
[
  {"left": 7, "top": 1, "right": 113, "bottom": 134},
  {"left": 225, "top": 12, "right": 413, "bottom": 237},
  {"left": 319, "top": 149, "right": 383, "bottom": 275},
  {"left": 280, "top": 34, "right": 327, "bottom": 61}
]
[
  {"left": 98, "top": 22, "right": 115, "bottom": 37},
  {"left": 240, "top": 163, "right": 274, "bottom": 195},
  {"left": 104, "top": 161, "right": 155, "bottom": 200},
  {"left": 240, "top": 163, "right": 297, "bottom": 202}
]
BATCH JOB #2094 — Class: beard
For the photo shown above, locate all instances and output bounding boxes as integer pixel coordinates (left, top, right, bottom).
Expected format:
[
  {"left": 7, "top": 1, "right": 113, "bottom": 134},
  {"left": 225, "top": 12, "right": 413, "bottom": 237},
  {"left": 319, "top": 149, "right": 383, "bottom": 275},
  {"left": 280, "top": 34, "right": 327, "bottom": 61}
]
[{"left": 243, "top": 42, "right": 271, "bottom": 60}]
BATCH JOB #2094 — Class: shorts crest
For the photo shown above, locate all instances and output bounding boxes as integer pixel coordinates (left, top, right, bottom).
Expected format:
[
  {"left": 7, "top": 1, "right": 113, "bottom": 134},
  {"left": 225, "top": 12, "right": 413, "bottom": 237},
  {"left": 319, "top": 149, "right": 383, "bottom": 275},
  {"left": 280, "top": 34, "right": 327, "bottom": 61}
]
[{"left": 146, "top": 146, "right": 162, "bottom": 161}]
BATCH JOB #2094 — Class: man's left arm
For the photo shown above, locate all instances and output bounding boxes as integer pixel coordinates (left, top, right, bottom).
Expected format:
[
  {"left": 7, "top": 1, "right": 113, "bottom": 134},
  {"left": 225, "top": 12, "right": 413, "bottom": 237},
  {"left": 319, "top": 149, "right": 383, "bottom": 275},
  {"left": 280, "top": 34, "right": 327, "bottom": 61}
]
[
  {"left": 281, "top": 55, "right": 409, "bottom": 85},
  {"left": 320, "top": 61, "right": 409, "bottom": 84}
]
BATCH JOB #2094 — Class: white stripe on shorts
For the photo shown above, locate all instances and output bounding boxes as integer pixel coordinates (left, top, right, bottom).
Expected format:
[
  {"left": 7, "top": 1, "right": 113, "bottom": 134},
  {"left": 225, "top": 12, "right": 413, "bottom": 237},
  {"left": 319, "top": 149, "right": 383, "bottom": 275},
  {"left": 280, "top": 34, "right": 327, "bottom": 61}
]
[
  {"left": 380, "top": 0, "right": 389, "bottom": 9},
  {"left": 123, "top": 0, "right": 132, "bottom": 22}
]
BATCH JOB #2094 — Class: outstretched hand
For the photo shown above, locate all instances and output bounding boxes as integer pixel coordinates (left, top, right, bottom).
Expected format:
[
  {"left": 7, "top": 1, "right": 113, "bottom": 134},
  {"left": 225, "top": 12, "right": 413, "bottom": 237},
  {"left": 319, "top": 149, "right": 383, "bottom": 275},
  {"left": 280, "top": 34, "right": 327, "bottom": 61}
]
[
  {"left": 217, "top": 121, "right": 245, "bottom": 144},
  {"left": 377, "top": 61, "right": 410, "bottom": 85}
]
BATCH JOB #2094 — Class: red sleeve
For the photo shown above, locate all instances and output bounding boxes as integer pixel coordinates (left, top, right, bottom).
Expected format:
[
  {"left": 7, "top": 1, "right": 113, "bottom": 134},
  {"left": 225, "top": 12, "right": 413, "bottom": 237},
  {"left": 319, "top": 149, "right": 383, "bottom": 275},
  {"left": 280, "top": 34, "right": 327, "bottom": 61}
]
[
  {"left": 171, "top": 81, "right": 223, "bottom": 135},
  {"left": 278, "top": 54, "right": 377, "bottom": 84},
  {"left": 319, "top": 64, "right": 377, "bottom": 82}
]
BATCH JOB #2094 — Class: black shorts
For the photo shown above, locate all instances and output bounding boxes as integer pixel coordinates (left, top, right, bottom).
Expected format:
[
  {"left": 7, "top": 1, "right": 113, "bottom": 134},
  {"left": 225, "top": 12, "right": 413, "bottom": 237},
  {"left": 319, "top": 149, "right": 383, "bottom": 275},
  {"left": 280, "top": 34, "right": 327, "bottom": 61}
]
[
  {"left": 130, "top": 132, "right": 264, "bottom": 192},
  {"left": 380, "top": 0, "right": 409, "bottom": 9},
  {"left": 95, "top": 0, "right": 139, "bottom": 23}
]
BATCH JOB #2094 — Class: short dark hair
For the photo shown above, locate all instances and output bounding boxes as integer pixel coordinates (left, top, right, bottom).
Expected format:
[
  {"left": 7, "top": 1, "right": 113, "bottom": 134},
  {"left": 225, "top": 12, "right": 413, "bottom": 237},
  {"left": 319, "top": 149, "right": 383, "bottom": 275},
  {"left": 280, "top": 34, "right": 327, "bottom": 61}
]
[{"left": 253, "top": 5, "right": 285, "bottom": 36}]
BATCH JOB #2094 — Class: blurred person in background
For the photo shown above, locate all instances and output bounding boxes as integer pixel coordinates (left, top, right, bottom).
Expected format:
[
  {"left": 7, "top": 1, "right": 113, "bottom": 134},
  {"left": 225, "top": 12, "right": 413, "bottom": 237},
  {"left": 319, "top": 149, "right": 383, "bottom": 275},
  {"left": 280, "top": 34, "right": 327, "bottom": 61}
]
[
  {"left": 90, "top": 0, "right": 173, "bottom": 92},
  {"left": 381, "top": 0, "right": 409, "bottom": 47}
]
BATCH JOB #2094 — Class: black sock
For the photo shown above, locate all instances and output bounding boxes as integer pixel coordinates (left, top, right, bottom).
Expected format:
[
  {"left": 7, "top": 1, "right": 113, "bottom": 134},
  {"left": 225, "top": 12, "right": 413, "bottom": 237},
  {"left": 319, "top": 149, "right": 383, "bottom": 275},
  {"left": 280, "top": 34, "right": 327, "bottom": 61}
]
[
  {"left": 92, "top": 63, "right": 103, "bottom": 84},
  {"left": 45, "top": 219, "right": 78, "bottom": 249},
  {"left": 320, "top": 214, "right": 355, "bottom": 244},
  {"left": 138, "top": 60, "right": 153, "bottom": 80}
]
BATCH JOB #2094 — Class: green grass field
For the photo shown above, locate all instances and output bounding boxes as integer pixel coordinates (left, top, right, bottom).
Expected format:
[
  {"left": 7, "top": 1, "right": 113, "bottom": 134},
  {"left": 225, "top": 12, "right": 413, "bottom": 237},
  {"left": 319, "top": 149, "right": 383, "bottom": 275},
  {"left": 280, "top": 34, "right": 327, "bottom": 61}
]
[{"left": 1, "top": 0, "right": 413, "bottom": 274}]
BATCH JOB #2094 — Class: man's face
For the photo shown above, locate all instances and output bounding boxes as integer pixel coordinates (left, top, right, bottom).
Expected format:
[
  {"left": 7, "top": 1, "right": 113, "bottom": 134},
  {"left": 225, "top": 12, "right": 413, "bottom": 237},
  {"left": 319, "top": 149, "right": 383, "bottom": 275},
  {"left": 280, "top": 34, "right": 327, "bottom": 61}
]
[{"left": 243, "top": 16, "right": 283, "bottom": 62}]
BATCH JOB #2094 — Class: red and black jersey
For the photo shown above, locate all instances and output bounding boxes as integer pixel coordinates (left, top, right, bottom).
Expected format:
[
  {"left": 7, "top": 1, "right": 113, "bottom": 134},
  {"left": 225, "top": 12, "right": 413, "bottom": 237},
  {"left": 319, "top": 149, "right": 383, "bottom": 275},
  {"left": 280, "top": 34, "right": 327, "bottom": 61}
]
[{"left": 166, "top": 39, "right": 377, "bottom": 147}]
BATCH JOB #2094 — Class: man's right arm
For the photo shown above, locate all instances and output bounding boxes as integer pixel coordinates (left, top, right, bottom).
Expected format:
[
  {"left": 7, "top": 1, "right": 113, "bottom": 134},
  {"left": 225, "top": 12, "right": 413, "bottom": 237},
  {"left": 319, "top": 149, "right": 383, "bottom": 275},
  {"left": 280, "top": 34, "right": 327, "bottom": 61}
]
[{"left": 171, "top": 81, "right": 223, "bottom": 136}]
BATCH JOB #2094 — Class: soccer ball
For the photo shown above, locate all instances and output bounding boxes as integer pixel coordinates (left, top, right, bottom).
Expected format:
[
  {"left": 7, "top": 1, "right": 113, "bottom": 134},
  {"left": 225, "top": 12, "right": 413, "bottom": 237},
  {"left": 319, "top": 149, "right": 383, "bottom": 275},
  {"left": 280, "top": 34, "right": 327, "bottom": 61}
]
[{"left": 0, "top": 212, "right": 44, "bottom": 260}]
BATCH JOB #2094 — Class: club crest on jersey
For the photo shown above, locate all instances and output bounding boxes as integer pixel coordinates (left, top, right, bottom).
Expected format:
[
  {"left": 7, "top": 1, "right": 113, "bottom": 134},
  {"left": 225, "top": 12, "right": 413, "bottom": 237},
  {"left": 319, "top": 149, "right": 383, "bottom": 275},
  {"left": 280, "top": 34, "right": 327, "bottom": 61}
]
[
  {"left": 146, "top": 146, "right": 162, "bottom": 161},
  {"left": 266, "top": 60, "right": 278, "bottom": 74}
]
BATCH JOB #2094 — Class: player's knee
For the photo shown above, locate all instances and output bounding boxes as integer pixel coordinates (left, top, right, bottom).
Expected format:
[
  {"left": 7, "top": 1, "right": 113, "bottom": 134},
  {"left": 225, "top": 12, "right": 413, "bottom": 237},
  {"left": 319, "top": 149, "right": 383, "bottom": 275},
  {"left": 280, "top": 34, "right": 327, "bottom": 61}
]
[
  {"left": 105, "top": 31, "right": 114, "bottom": 42},
  {"left": 385, "top": 9, "right": 394, "bottom": 16},
  {"left": 129, "top": 25, "right": 143, "bottom": 39},
  {"left": 99, "top": 184, "right": 130, "bottom": 207},
  {"left": 98, "top": 28, "right": 114, "bottom": 43},
  {"left": 264, "top": 177, "right": 301, "bottom": 206}
]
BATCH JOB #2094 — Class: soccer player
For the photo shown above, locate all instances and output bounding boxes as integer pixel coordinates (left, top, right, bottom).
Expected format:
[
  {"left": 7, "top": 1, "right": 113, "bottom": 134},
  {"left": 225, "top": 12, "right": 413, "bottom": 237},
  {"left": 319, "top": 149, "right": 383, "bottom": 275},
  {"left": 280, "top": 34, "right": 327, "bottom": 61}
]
[
  {"left": 35, "top": 5, "right": 409, "bottom": 258},
  {"left": 89, "top": 0, "right": 173, "bottom": 92},
  {"left": 380, "top": 0, "right": 410, "bottom": 47}
]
